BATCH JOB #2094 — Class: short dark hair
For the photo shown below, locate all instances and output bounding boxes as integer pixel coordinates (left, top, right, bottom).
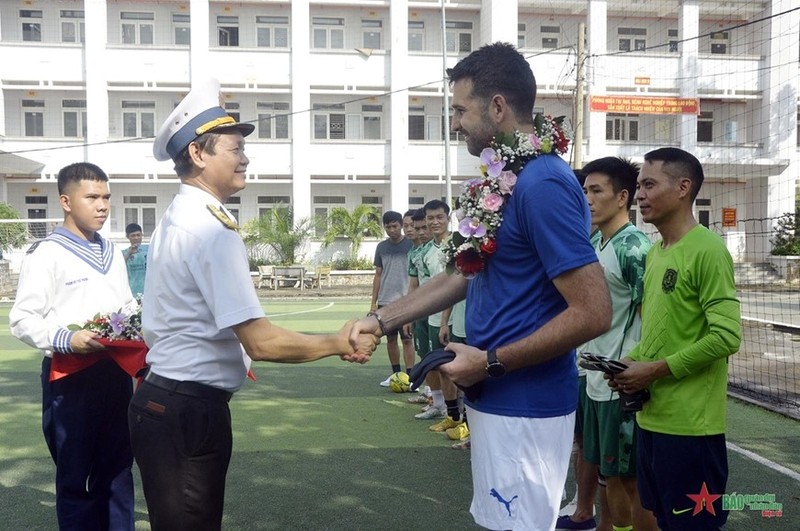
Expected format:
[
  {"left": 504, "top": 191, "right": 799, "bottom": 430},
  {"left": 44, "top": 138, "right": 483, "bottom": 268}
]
[
  {"left": 446, "top": 42, "right": 536, "bottom": 125},
  {"left": 382, "top": 210, "right": 402, "bottom": 225},
  {"left": 411, "top": 209, "right": 426, "bottom": 222},
  {"left": 643, "top": 147, "right": 705, "bottom": 201},
  {"left": 423, "top": 199, "right": 450, "bottom": 216},
  {"left": 126, "top": 223, "right": 143, "bottom": 235},
  {"left": 57, "top": 162, "right": 108, "bottom": 195},
  {"left": 582, "top": 157, "right": 640, "bottom": 209},
  {"left": 573, "top": 169, "right": 587, "bottom": 187},
  {"left": 403, "top": 209, "right": 416, "bottom": 219},
  {"left": 173, "top": 133, "right": 221, "bottom": 177}
]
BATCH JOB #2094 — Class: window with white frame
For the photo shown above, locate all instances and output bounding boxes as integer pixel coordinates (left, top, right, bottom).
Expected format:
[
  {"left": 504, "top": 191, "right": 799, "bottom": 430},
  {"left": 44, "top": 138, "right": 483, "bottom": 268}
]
[
  {"left": 224, "top": 102, "right": 240, "bottom": 123},
  {"left": 21, "top": 10, "right": 42, "bottom": 42},
  {"left": 124, "top": 196, "right": 157, "bottom": 236},
  {"left": 61, "top": 10, "right": 85, "bottom": 43},
  {"left": 25, "top": 196, "right": 48, "bottom": 238},
  {"left": 409, "top": 106, "right": 425, "bottom": 140},
  {"left": 257, "top": 102, "right": 290, "bottom": 139},
  {"left": 408, "top": 20, "right": 424, "bottom": 51},
  {"left": 224, "top": 196, "right": 240, "bottom": 221},
  {"left": 606, "top": 114, "right": 639, "bottom": 141},
  {"left": 541, "top": 25, "right": 559, "bottom": 49},
  {"left": 668, "top": 29, "right": 679, "bottom": 52},
  {"left": 122, "top": 101, "right": 155, "bottom": 137},
  {"left": 313, "top": 195, "right": 346, "bottom": 237},
  {"left": 695, "top": 198, "right": 711, "bottom": 228},
  {"left": 446, "top": 21, "right": 472, "bottom": 53},
  {"left": 710, "top": 32, "right": 728, "bottom": 54},
  {"left": 173, "top": 13, "right": 190, "bottom": 45},
  {"left": 312, "top": 17, "right": 344, "bottom": 49},
  {"left": 23, "top": 100, "right": 44, "bottom": 137},
  {"left": 654, "top": 118, "right": 673, "bottom": 142},
  {"left": 313, "top": 104, "right": 345, "bottom": 140},
  {"left": 697, "top": 111, "right": 713, "bottom": 142},
  {"left": 218, "top": 16, "right": 239, "bottom": 47},
  {"left": 257, "top": 195, "right": 291, "bottom": 219},
  {"left": 362, "top": 19, "right": 382, "bottom": 49},
  {"left": 121, "top": 12, "right": 154, "bottom": 45},
  {"left": 359, "top": 104, "right": 382, "bottom": 140},
  {"left": 427, "top": 115, "right": 442, "bottom": 141},
  {"left": 362, "top": 196, "right": 383, "bottom": 225},
  {"left": 517, "top": 24, "right": 527, "bottom": 49},
  {"left": 257, "top": 15, "right": 288, "bottom": 48},
  {"left": 62, "top": 99, "right": 87, "bottom": 138},
  {"left": 618, "top": 27, "right": 646, "bottom": 52}
]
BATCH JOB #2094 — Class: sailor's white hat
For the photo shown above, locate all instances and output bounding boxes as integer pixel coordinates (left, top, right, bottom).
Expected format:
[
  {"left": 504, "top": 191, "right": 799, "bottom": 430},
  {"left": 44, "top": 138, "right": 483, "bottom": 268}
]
[{"left": 153, "top": 78, "right": 254, "bottom": 162}]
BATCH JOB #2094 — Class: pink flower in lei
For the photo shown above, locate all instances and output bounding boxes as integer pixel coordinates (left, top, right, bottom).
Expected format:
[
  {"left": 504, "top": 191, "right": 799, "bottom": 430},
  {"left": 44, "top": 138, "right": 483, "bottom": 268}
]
[{"left": 442, "top": 114, "right": 571, "bottom": 277}]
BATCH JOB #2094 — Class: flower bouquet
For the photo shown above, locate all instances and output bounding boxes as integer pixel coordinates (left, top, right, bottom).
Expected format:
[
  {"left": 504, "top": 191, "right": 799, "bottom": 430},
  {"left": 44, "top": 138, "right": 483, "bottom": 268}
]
[
  {"left": 442, "top": 114, "right": 571, "bottom": 277},
  {"left": 50, "top": 300, "right": 149, "bottom": 382}
]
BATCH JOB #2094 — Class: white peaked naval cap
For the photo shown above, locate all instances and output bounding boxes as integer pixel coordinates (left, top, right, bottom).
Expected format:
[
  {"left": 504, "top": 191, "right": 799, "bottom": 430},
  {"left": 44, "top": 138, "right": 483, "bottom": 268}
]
[{"left": 153, "top": 78, "right": 255, "bottom": 162}]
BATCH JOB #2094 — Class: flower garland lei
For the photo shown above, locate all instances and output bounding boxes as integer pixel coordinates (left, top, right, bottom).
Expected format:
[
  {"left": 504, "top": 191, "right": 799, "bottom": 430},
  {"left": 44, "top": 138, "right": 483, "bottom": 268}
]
[{"left": 442, "top": 114, "right": 571, "bottom": 277}]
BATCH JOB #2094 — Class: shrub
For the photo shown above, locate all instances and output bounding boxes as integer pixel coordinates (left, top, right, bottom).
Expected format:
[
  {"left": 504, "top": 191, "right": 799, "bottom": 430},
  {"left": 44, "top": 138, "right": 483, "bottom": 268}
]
[
  {"left": 771, "top": 203, "right": 800, "bottom": 256},
  {"left": 329, "top": 257, "right": 374, "bottom": 271}
]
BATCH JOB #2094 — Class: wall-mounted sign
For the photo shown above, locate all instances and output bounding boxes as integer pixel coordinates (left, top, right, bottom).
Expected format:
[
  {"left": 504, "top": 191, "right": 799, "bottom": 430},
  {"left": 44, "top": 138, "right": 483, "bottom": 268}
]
[
  {"left": 722, "top": 208, "right": 737, "bottom": 228},
  {"left": 589, "top": 96, "right": 699, "bottom": 115},
  {"left": 634, "top": 76, "right": 651, "bottom": 85}
]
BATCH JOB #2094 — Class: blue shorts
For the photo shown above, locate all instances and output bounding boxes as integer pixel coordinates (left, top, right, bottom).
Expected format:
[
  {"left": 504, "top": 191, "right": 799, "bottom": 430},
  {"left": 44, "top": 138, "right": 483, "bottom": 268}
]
[{"left": 637, "top": 428, "right": 728, "bottom": 530}]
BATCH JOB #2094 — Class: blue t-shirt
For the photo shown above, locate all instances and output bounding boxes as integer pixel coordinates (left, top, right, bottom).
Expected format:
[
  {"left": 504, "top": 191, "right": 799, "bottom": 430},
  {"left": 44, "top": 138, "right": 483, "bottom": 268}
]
[
  {"left": 465, "top": 154, "right": 597, "bottom": 418},
  {"left": 124, "top": 244, "right": 148, "bottom": 297}
]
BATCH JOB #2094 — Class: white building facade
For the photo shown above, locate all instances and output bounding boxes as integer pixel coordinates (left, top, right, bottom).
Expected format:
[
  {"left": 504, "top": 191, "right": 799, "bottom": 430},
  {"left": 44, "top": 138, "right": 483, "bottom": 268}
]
[{"left": 0, "top": 0, "right": 797, "bottom": 263}]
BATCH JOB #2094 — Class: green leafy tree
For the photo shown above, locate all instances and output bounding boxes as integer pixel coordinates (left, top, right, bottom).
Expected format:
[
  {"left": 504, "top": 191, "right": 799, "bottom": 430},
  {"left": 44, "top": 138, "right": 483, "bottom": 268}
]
[
  {"left": 320, "top": 204, "right": 383, "bottom": 260},
  {"left": 242, "top": 207, "right": 314, "bottom": 265},
  {"left": 771, "top": 200, "right": 800, "bottom": 256},
  {"left": 0, "top": 203, "right": 27, "bottom": 258}
]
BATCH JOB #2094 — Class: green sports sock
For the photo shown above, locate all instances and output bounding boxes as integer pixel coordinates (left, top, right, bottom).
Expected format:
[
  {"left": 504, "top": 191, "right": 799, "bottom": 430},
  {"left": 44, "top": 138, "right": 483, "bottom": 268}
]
[{"left": 612, "top": 525, "right": 633, "bottom": 531}]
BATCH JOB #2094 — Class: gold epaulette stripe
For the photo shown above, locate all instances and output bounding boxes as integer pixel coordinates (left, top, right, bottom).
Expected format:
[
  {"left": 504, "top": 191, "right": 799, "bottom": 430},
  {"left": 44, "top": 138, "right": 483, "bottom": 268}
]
[
  {"left": 206, "top": 204, "right": 239, "bottom": 231},
  {"left": 196, "top": 116, "right": 236, "bottom": 135}
]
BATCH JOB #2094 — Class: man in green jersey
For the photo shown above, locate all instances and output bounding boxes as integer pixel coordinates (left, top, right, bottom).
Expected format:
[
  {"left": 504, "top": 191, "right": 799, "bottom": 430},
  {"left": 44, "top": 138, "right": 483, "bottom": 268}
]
[
  {"left": 562, "top": 157, "right": 655, "bottom": 531},
  {"left": 610, "top": 148, "right": 741, "bottom": 531}
]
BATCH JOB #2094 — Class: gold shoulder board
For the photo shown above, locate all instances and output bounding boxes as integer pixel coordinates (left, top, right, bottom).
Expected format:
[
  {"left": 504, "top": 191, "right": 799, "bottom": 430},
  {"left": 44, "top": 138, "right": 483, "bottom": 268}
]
[{"left": 206, "top": 204, "right": 239, "bottom": 231}]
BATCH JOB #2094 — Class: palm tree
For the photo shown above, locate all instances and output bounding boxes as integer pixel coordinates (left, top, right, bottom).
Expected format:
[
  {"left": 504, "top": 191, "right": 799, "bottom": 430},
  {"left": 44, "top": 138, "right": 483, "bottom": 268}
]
[
  {"left": 242, "top": 206, "right": 314, "bottom": 265},
  {"left": 320, "top": 204, "right": 383, "bottom": 260}
]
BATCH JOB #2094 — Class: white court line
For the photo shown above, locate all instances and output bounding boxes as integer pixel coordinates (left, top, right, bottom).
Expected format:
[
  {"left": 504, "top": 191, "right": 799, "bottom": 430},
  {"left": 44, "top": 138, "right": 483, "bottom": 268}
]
[
  {"left": 268, "top": 302, "right": 335, "bottom": 318},
  {"left": 727, "top": 442, "right": 800, "bottom": 482}
]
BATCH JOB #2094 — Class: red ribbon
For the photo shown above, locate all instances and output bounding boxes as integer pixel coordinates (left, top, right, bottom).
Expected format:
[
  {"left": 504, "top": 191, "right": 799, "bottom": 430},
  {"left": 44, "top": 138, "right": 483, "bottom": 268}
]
[{"left": 49, "top": 339, "right": 149, "bottom": 382}]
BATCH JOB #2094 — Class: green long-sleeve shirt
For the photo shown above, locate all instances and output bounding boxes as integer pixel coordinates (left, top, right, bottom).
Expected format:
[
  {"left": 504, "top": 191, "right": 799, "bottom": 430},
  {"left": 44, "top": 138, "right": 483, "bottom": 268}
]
[{"left": 628, "top": 225, "right": 741, "bottom": 435}]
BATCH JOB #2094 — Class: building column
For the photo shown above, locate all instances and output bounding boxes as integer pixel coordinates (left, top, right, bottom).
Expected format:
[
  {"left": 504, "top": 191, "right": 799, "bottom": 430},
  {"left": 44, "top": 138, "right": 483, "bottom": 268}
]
[
  {"left": 84, "top": 0, "right": 109, "bottom": 161},
  {"left": 764, "top": 0, "right": 799, "bottom": 246},
  {"left": 586, "top": 0, "right": 607, "bottom": 160},
  {"left": 678, "top": 0, "right": 699, "bottom": 153},
  {"left": 290, "top": 0, "right": 311, "bottom": 222},
  {"left": 480, "top": 0, "right": 517, "bottom": 45},
  {"left": 189, "top": 0, "right": 211, "bottom": 85},
  {"left": 389, "top": 0, "right": 409, "bottom": 213}
]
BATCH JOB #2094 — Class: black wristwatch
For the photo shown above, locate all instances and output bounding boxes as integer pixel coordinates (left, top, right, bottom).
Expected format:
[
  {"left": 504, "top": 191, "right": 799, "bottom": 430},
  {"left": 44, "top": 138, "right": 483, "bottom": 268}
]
[{"left": 486, "top": 348, "right": 507, "bottom": 378}]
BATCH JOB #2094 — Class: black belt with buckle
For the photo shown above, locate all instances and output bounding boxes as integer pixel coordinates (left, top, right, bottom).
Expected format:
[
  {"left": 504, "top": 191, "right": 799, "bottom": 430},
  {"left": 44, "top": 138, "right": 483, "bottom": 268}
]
[{"left": 144, "top": 372, "right": 233, "bottom": 403}]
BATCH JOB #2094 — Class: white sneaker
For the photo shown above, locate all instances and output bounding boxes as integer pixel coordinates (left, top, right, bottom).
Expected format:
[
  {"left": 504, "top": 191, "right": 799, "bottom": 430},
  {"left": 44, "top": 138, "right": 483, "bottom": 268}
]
[
  {"left": 379, "top": 375, "right": 392, "bottom": 387},
  {"left": 414, "top": 407, "right": 446, "bottom": 420}
]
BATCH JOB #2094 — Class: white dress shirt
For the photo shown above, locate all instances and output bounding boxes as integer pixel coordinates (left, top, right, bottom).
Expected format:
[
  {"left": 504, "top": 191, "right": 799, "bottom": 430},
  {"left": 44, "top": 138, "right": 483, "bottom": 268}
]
[{"left": 143, "top": 184, "right": 264, "bottom": 391}]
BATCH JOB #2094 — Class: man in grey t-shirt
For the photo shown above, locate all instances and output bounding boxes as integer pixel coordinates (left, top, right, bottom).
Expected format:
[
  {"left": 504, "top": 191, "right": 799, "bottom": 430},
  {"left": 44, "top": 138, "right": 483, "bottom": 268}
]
[{"left": 371, "top": 210, "right": 414, "bottom": 385}]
